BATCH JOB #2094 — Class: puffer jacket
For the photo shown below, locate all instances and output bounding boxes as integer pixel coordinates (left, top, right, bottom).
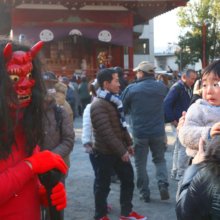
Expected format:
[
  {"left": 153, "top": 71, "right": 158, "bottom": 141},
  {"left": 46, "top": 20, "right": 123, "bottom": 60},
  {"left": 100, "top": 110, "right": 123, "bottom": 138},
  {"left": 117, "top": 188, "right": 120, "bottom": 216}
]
[
  {"left": 90, "top": 97, "right": 133, "bottom": 157},
  {"left": 176, "top": 135, "right": 220, "bottom": 220},
  {"left": 41, "top": 99, "right": 74, "bottom": 168},
  {"left": 179, "top": 99, "right": 220, "bottom": 157}
]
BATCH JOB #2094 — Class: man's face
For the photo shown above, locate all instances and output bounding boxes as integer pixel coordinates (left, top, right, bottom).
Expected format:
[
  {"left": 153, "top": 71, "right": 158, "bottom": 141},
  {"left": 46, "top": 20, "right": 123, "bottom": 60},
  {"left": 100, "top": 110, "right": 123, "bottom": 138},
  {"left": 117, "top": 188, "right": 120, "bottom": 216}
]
[
  {"left": 182, "top": 72, "right": 197, "bottom": 87},
  {"left": 7, "top": 51, "right": 35, "bottom": 109},
  {"left": 105, "top": 73, "right": 120, "bottom": 94}
]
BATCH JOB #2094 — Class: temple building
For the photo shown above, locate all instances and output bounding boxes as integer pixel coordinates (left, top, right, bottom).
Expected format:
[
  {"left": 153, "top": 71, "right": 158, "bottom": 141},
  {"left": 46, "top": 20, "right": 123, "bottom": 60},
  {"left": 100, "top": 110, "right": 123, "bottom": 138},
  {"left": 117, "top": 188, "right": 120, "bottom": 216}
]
[{"left": 0, "top": 0, "right": 188, "bottom": 79}]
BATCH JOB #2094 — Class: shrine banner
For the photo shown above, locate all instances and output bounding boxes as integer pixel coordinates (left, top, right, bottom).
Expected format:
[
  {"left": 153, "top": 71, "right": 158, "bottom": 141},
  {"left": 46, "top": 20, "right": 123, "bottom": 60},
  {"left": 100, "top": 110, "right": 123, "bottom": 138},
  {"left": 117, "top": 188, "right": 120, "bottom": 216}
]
[{"left": 11, "top": 9, "right": 133, "bottom": 47}]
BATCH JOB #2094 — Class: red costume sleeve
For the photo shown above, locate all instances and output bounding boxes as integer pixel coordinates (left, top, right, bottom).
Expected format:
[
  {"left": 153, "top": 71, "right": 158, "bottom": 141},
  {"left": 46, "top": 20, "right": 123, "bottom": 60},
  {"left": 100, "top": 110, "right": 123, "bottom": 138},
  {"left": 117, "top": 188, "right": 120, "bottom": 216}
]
[{"left": 0, "top": 161, "right": 34, "bottom": 206}]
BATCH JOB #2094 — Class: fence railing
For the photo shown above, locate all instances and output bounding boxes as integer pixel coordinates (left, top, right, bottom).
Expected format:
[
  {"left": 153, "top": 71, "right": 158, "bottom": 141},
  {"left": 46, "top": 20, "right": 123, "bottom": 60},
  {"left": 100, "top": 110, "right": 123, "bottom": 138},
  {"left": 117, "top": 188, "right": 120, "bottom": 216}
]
[
  {"left": 51, "top": 68, "right": 136, "bottom": 82},
  {"left": 46, "top": 58, "right": 80, "bottom": 65}
]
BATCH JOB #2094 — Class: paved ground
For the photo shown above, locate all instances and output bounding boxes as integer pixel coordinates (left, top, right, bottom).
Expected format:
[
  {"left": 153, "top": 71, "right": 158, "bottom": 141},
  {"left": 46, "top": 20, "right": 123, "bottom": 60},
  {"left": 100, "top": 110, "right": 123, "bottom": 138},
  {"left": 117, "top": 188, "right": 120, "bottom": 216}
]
[{"left": 65, "top": 117, "right": 178, "bottom": 220}]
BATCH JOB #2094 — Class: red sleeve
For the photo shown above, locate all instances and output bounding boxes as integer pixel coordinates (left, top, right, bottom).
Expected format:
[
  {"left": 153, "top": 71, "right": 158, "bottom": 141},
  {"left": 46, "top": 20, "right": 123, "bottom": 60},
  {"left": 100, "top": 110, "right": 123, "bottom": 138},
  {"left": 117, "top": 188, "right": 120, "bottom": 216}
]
[{"left": 0, "top": 160, "right": 34, "bottom": 206}]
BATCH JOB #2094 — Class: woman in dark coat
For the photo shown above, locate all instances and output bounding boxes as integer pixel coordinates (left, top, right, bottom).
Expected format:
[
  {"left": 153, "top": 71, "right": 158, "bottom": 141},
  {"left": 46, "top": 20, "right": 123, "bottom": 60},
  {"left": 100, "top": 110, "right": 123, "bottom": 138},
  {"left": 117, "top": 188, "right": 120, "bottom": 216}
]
[{"left": 176, "top": 135, "right": 220, "bottom": 220}]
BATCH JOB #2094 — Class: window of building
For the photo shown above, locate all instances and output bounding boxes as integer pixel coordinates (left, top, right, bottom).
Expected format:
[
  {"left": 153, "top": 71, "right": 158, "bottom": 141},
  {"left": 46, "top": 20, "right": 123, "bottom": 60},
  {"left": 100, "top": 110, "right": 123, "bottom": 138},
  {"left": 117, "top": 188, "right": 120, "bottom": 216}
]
[
  {"left": 124, "top": 39, "right": 149, "bottom": 55},
  {"left": 133, "top": 39, "right": 149, "bottom": 54}
]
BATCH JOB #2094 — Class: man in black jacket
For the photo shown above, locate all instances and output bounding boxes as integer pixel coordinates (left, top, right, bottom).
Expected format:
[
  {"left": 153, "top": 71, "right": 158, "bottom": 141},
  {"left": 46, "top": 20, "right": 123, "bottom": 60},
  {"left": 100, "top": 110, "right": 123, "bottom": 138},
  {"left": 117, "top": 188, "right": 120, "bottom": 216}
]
[
  {"left": 114, "top": 67, "right": 128, "bottom": 93},
  {"left": 176, "top": 135, "right": 220, "bottom": 220}
]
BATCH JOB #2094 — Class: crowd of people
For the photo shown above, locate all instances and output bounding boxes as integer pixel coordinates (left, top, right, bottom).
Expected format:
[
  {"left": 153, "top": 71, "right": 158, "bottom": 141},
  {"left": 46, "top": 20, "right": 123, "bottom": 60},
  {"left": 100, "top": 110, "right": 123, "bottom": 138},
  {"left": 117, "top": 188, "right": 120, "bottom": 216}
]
[{"left": 2, "top": 36, "right": 220, "bottom": 220}]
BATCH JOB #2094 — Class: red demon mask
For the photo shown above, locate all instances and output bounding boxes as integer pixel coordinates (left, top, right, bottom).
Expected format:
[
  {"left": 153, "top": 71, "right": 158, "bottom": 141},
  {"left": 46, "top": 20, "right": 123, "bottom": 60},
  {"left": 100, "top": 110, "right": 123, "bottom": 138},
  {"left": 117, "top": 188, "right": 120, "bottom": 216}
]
[{"left": 4, "top": 41, "right": 43, "bottom": 109}]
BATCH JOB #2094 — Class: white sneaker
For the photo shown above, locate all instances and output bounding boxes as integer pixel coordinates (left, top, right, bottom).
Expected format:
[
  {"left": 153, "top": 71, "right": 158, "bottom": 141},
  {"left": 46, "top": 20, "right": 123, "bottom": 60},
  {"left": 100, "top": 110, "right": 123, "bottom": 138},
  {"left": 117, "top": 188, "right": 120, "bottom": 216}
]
[
  {"left": 176, "top": 174, "right": 183, "bottom": 181},
  {"left": 171, "top": 173, "right": 176, "bottom": 180}
]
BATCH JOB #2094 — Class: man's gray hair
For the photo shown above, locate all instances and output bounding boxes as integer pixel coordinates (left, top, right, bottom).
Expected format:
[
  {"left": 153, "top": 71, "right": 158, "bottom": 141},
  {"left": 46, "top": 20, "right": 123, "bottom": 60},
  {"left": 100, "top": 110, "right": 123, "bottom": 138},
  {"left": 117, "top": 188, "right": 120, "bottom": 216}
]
[{"left": 181, "top": 69, "right": 196, "bottom": 78}]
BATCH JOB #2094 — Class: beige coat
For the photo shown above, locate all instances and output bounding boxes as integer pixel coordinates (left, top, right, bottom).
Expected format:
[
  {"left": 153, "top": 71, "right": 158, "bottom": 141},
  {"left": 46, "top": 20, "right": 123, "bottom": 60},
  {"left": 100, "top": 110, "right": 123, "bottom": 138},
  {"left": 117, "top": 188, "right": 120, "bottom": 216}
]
[
  {"left": 55, "top": 82, "right": 74, "bottom": 123},
  {"left": 55, "top": 92, "right": 74, "bottom": 124}
]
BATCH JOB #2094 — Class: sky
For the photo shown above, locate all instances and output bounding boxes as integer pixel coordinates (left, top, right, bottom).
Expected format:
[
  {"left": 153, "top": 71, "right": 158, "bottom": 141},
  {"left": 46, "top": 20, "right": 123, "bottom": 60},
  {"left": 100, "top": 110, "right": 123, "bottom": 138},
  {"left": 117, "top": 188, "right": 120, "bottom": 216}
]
[
  {"left": 154, "top": 0, "right": 196, "bottom": 53},
  {"left": 154, "top": 8, "right": 180, "bottom": 52}
]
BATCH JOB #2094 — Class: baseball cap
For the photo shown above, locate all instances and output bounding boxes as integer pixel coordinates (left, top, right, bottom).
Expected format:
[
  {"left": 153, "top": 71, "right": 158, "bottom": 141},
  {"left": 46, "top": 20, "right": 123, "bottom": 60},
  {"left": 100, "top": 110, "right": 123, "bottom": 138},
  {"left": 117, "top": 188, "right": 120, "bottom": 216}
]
[{"left": 133, "top": 61, "right": 155, "bottom": 74}]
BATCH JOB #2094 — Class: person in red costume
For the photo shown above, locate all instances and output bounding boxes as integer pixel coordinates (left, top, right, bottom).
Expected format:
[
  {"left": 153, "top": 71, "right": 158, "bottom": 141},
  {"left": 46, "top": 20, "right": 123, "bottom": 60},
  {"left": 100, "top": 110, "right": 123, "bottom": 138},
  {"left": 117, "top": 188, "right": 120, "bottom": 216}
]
[{"left": 0, "top": 36, "right": 67, "bottom": 220}]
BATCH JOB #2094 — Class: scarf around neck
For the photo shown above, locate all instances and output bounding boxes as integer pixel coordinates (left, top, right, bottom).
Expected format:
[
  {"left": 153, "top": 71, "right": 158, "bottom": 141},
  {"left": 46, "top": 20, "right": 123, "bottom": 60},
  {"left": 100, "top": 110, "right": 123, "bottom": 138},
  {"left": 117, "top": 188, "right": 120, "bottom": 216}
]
[{"left": 97, "top": 88, "right": 127, "bottom": 131}]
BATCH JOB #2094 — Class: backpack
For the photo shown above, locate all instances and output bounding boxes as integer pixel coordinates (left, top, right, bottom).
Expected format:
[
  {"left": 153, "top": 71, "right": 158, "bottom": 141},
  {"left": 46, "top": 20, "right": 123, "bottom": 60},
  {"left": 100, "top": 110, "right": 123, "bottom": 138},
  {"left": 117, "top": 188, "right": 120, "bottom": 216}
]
[
  {"left": 53, "top": 104, "right": 63, "bottom": 135},
  {"left": 164, "top": 82, "right": 184, "bottom": 123}
]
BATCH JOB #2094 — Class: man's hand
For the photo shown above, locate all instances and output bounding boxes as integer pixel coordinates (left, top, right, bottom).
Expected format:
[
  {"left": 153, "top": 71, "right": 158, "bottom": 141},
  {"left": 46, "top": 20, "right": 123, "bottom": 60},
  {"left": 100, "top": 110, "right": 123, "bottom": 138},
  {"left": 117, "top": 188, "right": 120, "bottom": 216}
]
[
  {"left": 210, "top": 122, "right": 220, "bottom": 137},
  {"left": 121, "top": 152, "right": 130, "bottom": 163},
  {"left": 177, "top": 111, "right": 186, "bottom": 134},
  {"left": 84, "top": 144, "right": 93, "bottom": 154},
  {"left": 171, "top": 120, "right": 178, "bottom": 128},
  {"left": 127, "top": 146, "right": 134, "bottom": 157},
  {"left": 192, "top": 137, "right": 205, "bottom": 164}
]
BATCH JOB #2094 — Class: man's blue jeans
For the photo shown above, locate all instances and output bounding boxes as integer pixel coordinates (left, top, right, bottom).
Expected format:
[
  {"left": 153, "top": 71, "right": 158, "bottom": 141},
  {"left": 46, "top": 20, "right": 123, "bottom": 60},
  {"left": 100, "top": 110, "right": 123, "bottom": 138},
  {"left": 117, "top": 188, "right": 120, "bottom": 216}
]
[{"left": 133, "top": 135, "right": 168, "bottom": 199}]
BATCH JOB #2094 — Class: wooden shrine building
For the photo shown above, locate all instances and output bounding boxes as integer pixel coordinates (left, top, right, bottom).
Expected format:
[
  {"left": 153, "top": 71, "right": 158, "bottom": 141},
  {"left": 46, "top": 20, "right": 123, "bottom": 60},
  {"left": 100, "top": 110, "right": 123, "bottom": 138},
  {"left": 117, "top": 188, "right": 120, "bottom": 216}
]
[{"left": 0, "top": 0, "right": 188, "bottom": 79}]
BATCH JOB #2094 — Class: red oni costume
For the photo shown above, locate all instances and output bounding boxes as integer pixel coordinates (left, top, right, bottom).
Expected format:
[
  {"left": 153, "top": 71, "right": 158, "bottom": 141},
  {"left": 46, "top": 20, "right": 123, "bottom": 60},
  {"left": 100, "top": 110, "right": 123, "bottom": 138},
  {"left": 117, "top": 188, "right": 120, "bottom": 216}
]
[{"left": 0, "top": 41, "right": 67, "bottom": 220}]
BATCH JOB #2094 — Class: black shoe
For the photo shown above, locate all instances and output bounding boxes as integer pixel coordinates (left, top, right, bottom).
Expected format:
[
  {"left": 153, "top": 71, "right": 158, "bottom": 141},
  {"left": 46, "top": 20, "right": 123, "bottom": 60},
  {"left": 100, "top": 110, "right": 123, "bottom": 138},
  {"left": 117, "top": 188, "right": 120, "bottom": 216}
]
[
  {"left": 139, "top": 195, "right": 150, "bottom": 203},
  {"left": 158, "top": 180, "right": 170, "bottom": 200}
]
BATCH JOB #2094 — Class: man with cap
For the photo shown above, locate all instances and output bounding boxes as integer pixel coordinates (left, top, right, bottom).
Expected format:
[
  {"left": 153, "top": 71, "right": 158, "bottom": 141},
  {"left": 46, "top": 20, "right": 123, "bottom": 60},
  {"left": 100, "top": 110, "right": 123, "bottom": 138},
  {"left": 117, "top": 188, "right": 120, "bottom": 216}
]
[
  {"left": 61, "top": 77, "right": 76, "bottom": 118},
  {"left": 121, "top": 61, "right": 169, "bottom": 203}
]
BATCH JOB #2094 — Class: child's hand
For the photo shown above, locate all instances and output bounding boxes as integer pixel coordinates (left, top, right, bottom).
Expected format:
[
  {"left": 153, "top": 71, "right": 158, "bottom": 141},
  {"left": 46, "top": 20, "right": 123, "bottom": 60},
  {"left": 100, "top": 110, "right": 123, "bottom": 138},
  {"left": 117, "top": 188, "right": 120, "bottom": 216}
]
[{"left": 210, "top": 122, "right": 220, "bottom": 137}]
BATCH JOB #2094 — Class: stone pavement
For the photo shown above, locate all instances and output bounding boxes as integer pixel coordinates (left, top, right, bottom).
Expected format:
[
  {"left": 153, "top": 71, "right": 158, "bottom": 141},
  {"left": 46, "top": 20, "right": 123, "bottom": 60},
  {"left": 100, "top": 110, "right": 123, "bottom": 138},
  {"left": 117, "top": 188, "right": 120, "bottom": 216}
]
[{"left": 65, "top": 118, "right": 178, "bottom": 220}]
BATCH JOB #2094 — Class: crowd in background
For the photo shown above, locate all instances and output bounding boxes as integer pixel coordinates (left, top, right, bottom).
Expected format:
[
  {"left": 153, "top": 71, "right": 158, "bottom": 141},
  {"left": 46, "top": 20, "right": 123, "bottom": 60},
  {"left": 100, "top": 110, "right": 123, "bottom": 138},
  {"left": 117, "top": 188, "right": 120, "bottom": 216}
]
[{"left": 53, "top": 63, "right": 203, "bottom": 220}]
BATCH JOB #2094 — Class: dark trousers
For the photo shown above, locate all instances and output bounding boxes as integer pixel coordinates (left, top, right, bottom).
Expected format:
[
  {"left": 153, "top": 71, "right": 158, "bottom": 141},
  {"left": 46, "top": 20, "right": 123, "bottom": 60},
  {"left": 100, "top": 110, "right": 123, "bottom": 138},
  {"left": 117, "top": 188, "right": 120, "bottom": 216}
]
[
  {"left": 89, "top": 153, "right": 98, "bottom": 195},
  {"left": 81, "top": 97, "right": 91, "bottom": 114},
  {"left": 94, "top": 151, "right": 134, "bottom": 220}
]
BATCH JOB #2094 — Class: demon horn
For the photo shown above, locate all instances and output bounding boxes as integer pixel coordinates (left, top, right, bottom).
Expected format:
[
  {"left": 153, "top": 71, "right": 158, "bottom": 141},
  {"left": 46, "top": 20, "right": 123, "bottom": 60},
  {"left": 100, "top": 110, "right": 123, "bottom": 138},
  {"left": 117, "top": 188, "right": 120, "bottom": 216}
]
[
  {"left": 3, "top": 43, "right": 12, "bottom": 60},
  {"left": 28, "top": 41, "right": 43, "bottom": 61}
]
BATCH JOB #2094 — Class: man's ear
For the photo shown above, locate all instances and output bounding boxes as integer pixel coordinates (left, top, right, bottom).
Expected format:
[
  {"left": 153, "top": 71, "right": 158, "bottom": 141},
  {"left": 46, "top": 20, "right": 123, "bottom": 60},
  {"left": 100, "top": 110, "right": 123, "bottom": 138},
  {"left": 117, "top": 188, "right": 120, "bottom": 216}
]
[
  {"left": 103, "top": 81, "right": 109, "bottom": 89},
  {"left": 182, "top": 75, "right": 186, "bottom": 81},
  {"left": 141, "top": 72, "right": 145, "bottom": 78}
]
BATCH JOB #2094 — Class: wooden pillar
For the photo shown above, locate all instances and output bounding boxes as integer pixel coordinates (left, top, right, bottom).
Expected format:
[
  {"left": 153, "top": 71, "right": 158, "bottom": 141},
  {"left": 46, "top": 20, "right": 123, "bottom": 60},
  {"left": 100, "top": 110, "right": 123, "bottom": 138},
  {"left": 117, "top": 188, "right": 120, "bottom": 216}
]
[
  {"left": 128, "top": 47, "right": 133, "bottom": 69},
  {"left": 121, "top": 46, "right": 124, "bottom": 68}
]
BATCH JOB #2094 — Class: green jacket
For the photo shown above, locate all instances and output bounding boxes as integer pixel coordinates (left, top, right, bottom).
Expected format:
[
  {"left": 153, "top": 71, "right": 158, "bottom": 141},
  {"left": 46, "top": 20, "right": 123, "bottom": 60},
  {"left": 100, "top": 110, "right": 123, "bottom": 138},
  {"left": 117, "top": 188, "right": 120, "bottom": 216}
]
[{"left": 78, "top": 82, "right": 91, "bottom": 99}]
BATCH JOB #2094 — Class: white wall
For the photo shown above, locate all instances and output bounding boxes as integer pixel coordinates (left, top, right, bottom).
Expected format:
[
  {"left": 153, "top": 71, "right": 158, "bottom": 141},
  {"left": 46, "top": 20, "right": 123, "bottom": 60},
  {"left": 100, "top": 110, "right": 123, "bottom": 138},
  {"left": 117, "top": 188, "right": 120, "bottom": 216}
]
[
  {"left": 154, "top": 55, "right": 202, "bottom": 72},
  {"left": 154, "top": 55, "right": 178, "bottom": 71},
  {"left": 124, "top": 19, "right": 154, "bottom": 69}
]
